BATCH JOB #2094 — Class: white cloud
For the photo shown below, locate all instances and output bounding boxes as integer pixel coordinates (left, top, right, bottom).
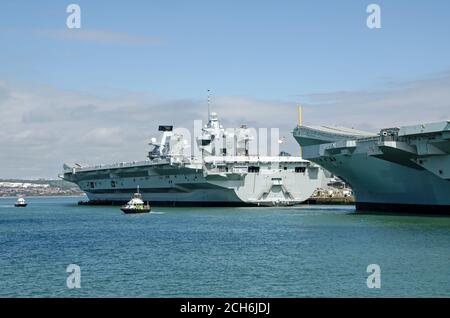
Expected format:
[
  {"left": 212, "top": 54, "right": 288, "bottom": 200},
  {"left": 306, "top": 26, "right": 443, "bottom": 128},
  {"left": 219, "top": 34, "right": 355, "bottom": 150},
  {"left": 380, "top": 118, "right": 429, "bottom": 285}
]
[
  {"left": 81, "top": 127, "right": 124, "bottom": 146},
  {"left": 0, "top": 72, "right": 449, "bottom": 178},
  {"left": 299, "top": 73, "right": 450, "bottom": 131}
]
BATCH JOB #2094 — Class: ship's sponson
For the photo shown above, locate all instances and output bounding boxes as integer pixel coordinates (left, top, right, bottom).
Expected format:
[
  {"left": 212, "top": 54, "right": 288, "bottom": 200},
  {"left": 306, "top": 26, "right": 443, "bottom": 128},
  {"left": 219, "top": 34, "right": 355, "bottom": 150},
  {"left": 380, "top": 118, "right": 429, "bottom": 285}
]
[{"left": 293, "top": 120, "right": 450, "bottom": 215}]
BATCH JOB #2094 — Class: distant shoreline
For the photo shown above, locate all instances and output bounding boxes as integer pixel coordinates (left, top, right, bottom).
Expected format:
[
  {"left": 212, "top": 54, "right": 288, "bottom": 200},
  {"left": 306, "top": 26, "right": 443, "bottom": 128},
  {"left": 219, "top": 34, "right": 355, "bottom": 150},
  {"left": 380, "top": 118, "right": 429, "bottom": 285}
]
[
  {"left": 0, "top": 195, "right": 86, "bottom": 199},
  {"left": 0, "top": 179, "right": 84, "bottom": 198}
]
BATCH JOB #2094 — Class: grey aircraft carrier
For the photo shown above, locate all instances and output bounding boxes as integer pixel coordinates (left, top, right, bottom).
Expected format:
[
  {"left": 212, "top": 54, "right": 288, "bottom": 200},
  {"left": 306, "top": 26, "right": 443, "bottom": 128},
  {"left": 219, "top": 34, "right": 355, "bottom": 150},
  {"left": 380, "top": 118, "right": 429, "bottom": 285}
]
[
  {"left": 61, "top": 113, "right": 326, "bottom": 206},
  {"left": 293, "top": 120, "right": 450, "bottom": 214}
]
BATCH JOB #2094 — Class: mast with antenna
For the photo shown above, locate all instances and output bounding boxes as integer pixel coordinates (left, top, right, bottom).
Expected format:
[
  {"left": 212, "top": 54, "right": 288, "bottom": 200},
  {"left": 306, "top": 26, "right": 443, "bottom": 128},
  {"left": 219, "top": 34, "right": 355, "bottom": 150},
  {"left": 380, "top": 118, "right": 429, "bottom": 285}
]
[{"left": 207, "top": 89, "right": 211, "bottom": 119}]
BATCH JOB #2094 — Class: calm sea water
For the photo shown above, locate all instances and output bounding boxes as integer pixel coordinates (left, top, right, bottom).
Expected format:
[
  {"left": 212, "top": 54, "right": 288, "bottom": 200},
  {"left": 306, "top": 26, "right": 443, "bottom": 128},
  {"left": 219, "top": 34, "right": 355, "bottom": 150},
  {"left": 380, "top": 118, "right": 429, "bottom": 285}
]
[{"left": 0, "top": 196, "right": 449, "bottom": 298}]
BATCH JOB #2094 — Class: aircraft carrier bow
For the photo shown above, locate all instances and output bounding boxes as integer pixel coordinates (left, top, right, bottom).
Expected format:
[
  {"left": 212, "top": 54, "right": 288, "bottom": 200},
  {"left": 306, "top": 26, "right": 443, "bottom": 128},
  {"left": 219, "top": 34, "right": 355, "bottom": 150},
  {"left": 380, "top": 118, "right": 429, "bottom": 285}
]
[{"left": 293, "top": 121, "right": 450, "bottom": 214}]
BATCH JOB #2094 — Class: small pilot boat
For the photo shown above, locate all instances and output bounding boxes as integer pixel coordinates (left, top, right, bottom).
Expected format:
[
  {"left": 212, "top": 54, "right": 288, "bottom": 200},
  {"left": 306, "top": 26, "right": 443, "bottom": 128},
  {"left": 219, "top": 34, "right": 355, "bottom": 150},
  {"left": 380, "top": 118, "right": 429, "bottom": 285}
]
[
  {"left": 15, "top": 197, "right": 28, "bottom": 207},
  {"left": 120, "top": 186, "right": 151, "bottom": 214}
]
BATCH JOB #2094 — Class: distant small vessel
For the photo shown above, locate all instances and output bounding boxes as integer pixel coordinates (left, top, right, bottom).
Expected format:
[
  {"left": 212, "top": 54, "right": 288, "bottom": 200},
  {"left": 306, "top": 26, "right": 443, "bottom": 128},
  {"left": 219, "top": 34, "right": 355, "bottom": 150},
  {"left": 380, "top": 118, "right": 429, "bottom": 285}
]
[
  {"left": 15, "top": 197, "right": 27, "bottom": 207},
  {"left": 120, "top": 187, "right": 151, "bottom": 214}
]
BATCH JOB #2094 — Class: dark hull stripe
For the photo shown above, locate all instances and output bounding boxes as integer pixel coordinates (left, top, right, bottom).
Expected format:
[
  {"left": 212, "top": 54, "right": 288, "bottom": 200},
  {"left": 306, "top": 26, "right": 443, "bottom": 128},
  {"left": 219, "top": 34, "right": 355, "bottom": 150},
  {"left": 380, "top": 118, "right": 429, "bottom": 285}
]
[
  {"left": 86, "top": 188, "right": 187, "bottom": 194},
  {"left": 356, "top": 202, "right": 450, "bottom": 216},
  {"left": 79, "top": 200, "right": 256, "bottom": 207}
]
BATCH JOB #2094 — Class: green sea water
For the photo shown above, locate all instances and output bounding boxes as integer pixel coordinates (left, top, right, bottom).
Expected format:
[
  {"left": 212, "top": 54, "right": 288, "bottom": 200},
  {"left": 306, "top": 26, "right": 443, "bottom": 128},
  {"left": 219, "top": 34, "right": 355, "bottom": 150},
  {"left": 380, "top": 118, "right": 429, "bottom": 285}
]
[{"left": 0, "top": 196, "right": 449, "bottom": 297}]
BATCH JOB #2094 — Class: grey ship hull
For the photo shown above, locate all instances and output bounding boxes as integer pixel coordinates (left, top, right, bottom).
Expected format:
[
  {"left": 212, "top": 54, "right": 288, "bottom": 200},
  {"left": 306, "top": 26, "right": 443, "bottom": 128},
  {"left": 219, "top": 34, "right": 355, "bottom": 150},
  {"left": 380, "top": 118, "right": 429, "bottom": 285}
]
[
  {"left": 63, "top": 159, "right": 324, "bottom": 207},
  {"left": 79, "top": 189, "right": 254, "bottom": 207},
  {"left": 66, "top": 164, "right": 245, "bottom": 206},
  {"left": 314, "top": 150, "right": 450, "bottom": 214},
  {"left": 293, "top": 121, "right": 450, "bottom": 215}
]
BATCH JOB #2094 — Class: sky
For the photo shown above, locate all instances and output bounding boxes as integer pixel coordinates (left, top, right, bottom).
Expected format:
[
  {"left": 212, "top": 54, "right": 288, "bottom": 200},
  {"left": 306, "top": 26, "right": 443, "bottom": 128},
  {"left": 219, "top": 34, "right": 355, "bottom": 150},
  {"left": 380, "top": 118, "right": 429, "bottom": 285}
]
[{"left": 0, "top": 0, "right": 449, "bottom": 178}]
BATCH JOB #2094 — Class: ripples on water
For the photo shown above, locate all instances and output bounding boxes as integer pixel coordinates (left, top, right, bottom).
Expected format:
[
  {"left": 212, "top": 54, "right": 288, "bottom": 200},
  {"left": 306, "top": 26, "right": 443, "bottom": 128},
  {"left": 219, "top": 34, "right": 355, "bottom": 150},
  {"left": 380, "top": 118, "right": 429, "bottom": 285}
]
[{"left": 0, "top": 197, "right": 449, "bottom": 297}]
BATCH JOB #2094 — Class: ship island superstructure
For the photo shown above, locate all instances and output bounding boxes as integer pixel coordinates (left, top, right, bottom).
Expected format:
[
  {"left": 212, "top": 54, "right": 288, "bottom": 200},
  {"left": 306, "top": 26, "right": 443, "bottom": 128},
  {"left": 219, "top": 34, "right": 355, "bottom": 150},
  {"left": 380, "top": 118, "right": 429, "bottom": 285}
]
[
  {"left": 293, "top": 121, "right": 450, "bottom": 214},
  {"left": 62, "top": 113, "right": 325, "bottom": 206}
]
